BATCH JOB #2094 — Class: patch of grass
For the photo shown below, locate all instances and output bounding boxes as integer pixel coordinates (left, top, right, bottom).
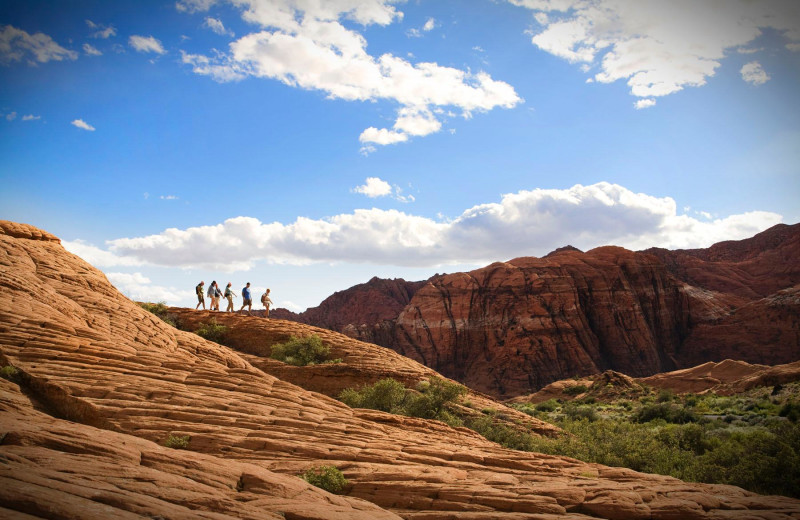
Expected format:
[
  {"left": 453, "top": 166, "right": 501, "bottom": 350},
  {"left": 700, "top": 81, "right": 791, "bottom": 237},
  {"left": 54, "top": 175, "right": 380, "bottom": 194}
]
[
  {"left": 270, "top": 334, "right": 334, "bottom": 366},
  {"left": 0, "top": 365, "right": 20, "bottom": 381},
  {"left": 300, "top": 465, "right": 348, "bottom": 494},
  {"left": 194, "top": 318, "right": 227, "bottom": 344},
  {"left": 563, "top": 384, "right": 588, "bottom": 396},
  {"left": 138, "top": 301, "right": 178, "bottom": 328},
  {"left": 165, "top": 434, "right": 190, "bottom": 449}
]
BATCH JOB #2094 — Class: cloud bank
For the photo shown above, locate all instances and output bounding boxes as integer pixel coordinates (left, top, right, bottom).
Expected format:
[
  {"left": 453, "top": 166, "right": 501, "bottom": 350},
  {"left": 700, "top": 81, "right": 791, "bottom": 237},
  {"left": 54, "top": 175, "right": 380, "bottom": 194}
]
[
  {"left": 86, "top": 182, "right": 782, "bottom": 271},
  {"left": 511, "top": 0, "right": 800, "bottom": 101},
  {"left": 178, "top": 0, "right": 520, "bottom": 147}
]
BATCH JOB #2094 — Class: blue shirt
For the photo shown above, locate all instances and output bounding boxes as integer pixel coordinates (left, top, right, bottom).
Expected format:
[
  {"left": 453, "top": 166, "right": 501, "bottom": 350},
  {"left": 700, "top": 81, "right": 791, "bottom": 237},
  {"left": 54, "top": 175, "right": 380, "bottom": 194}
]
[{"left": 242, "top": 286, "right": 251, "bottom": 300}]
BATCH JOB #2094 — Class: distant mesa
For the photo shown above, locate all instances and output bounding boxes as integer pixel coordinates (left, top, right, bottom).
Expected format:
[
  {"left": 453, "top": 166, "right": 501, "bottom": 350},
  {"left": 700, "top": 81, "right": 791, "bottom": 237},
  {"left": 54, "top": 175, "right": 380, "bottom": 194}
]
[{"left": 280, "top": 223, "right": 800, "bottom": 398}]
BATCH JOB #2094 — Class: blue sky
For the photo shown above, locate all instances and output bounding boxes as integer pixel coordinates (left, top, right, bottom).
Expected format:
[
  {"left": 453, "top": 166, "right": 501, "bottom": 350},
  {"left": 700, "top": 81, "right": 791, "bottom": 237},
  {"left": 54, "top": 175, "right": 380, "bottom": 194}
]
[{"left": 2, "top": 0, "right": 799, "bottom": 310}]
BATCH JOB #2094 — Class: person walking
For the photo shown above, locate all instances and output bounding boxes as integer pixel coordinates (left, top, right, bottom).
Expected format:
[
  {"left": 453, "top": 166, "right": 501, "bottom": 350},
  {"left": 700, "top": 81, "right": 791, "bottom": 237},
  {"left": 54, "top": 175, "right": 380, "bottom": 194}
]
[
  {"left": 260, "top": 288, "right": 273, "bottom": 318},
  {"left": 213, "top": 282, "right": 223, "bottom": 311},
  {"left": 207, "top": 281, "right": 219, "bottom": 311},
  {"left": 224, "top": 282, "right": 236, "bottom": 312},
  {"left": 195, "top": 281, "right": 205, "bottom": 310},
  {"left": 239, "top": 282, "right": 252, "bottom": 315}
]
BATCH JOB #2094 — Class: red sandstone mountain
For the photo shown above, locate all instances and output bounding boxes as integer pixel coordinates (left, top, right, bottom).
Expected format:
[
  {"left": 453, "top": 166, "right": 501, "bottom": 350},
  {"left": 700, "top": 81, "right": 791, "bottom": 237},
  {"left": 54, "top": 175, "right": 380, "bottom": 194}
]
[
  {"left": 6, "top": 220, "right": 800, "bottom": 518},
  {"left": 281, "top": 223, "right": 800, "bottom": 398}
]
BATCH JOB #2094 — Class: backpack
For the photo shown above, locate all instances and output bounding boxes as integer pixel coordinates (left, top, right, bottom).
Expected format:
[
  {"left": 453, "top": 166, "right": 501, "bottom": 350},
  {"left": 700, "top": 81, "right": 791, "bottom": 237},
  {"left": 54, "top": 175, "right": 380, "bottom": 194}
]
[{"left": 261, "top": 293, "right": 268, "bottom": 304}]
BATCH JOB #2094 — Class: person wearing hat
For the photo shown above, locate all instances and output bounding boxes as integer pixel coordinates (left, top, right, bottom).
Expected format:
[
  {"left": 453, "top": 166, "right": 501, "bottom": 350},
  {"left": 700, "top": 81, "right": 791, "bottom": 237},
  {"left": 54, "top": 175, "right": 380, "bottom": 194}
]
[
  {"left": 224, "top": 282, "right": 236, "bottom": 312},
  {"left": 195, "top": 281, "right": 205, "bottom": 310}
]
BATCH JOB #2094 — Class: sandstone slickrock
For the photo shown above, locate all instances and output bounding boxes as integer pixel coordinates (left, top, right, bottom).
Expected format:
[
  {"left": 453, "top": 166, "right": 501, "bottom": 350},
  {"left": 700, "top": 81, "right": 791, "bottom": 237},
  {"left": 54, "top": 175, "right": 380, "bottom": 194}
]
[
  {"left": 3, "top": 220, "right": 800, "bottom": 519},
  {"left": 281, "top": 224, "right": 800, "bottom": 399}
]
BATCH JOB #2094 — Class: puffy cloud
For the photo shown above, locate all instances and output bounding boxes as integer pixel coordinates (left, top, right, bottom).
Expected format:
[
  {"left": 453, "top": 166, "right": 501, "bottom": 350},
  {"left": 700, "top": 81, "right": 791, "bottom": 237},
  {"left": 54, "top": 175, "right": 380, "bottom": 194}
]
[
  {"left": 740, "top": 61, "right": 770, "bottom": 85},
  {"left": 96, "top": 182, "right": 782, "bottom": 270},
  {"left": 0, "top": 24, "right": 78, "bottom": 65},
  {"left": 352, "top": 177, "right": 392, "bottom": 198},
  {"left": 510, "top": 0, "right": 800, "bottom": 101},
  {"left": 83, "top": 43, "right": 102, "bottom": 56},
  {"left": 63, "top": 240, "right": 143, "bottom": 267},
  {"left": 129, "top": 35, "right": 166, "bottom": 54},
  {"left": 71, "top": 119, "right": 95, "bottom": 131},
  {"left": 634, "top": 98, "right": 656, "bottom": 110},
  {"left": 204, "top": 17, "right": 234, "bottom": 36},
  {"left": 423, "top": 18, "right": 436, "bottom": 32},
  {"left": 86, "top": 20, "right": 117, "bottom": 39},
  {"left": 106, "top": 272, "right": 194, "bottom": 303},
  {"left": 180, "top": 0, "right": 520, "bottom": 146}
]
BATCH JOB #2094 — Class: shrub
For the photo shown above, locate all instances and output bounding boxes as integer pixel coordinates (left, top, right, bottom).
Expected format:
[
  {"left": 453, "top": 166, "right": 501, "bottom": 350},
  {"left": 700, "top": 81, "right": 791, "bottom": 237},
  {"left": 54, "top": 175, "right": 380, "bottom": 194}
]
[
  {"left": 300, "top": 465, "right": 348, "bottom": 493},
  {"left": 194, "top": 318, "right": 227, "bottom": 344},
  {"left": 563, "top": 384, "right": 588, "bottom": 396},
  {"left": 165, "top": 434, "right": 190, "bottom": 449},
  {"left": 0, "top": 365, "right": 20, "bottom": 381},
  {"left": 535, "top": 399, "right": 559, "bottom": 413},
  {"left": 657, "top": 389, "right": 675, "bottom": 403},
  {"left": 467, "top": 415, "right": 537, "bottom": 451},
  {"left": 633, "top": 403, "right": 698, "bottom": 424},
  {"left": 780, "top": 402, "right": 800, "bottom": 422},
  {"left": 339, "top": 378, "right": 408, "bottom": 413},
  {"left": 270, "top": 334, "right": 331, "bottom": 366},
  {"left": 138, "top": 301, "right": 178, "bottom": 328},
  {"left": 405, "top": 377, "right": 467, "bottom": 419},
  {"left": 563, "top": 403, "right": 598, "bottom": 422}
]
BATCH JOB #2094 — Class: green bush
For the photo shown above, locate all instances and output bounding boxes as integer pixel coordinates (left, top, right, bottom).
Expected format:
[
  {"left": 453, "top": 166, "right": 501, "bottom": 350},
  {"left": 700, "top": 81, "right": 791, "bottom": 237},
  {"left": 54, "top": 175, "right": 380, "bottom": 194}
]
[
  {"left": 300, "top": 465, "right": 348, "bottom": 493},
  {"left": 563, "top": 403, "right": 599, "bottom": 422},
  {"left": 535, "top": 399, "right": 559, "bottom": 413},
  {"left": 339, "top": 378, "right": 408, "bottom": 413},
  {"left": 194, "top": 318, "right": 227, "bottom": 344},
  {"left": 467, "top": 415, "right": 537, "bottom": 451},
  {"left": 657, "top": 389, "right": 675, "bottom": 402},
  {"left": 633, "top": 403, "right": 698, "bottom": 424},
  {"left": 165, "top": 434, "right": 190, "bottom": 449},
  {"left": 405, "top": 377, "right": 467, "bottom": 420},
  {"left": 563, "top": 384, "right": 588, "bottom": 396},
  {"left": 138, "top": 301, "right": 178, "bottom": 327},
  {"left": 270, "top": 334, "right": 332, "bottom": 366},
  {"left": 0, "top": 365, "right": 20, "bottom": 381},
  {"left": 780, "top": 402, "right": 800, "bottom": 422}
]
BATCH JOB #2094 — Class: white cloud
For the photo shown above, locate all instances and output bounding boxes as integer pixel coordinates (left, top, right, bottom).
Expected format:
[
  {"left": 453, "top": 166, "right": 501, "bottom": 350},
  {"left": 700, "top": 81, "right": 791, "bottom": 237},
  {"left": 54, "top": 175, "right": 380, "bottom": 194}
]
[
  {"left": 359, "top": 127, "right": 408, "bottom": 145},
  {"left": 353, "top": 177, "right": 392, "bottom": 198},
  {"left": 63, "top": 240, "right": 143, "bottom": 267},
  {"left": 22, "top": 114, "right": 40, "bottom": 121},
  {"left": 71, "top": 119, "right": 95, "bottom": 131},
  {"left": 179, "top": 0, "right": 520, "bottom": 146},
  {"left": 634, "top": 98, "right": 656, "bottom": 110},
  {"left": 5, "top": 111, "right": 17, "bottom": 121},
  {"left": 129, "top": 35, "right": 166, "bottom": 54},
  {"left": 92, "top": 182, "right": 782, "bottom": 270},
  {"left": 0, "top": 24, "right": 78, "bottom": 65},
  {"left": 423, "top": 18, "right": 436, "bottom": 32},
  {"left": 86, "top": 20, "right": 117, "bottom": 39},
  {"left": 160, "top": 195, "right": 179, "bottom": 200},
  {"left": 510, "top": 0, "right": 800, "bottom": 101},
  {"left": 204, "top": 17, "right": 234, "bottom": 37},
  {"left": 106, "top": 272, "right": 194, "bottom": 303},
  {"left": 83, "top": 43, "right": 102, "bottom": 56},
  {"left": 740, "top": 61, "right": 770, "bottom": 85}
]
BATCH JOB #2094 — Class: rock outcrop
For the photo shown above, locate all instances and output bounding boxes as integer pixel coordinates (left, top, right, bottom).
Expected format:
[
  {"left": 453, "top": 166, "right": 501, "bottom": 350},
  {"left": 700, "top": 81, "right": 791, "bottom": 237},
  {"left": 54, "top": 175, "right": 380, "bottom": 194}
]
[
  {"left": 5, "top": 220, "right": 800, "bottom": 518},
  {"left": 281, "top": 224, "right": 800, "bottom": 398}
]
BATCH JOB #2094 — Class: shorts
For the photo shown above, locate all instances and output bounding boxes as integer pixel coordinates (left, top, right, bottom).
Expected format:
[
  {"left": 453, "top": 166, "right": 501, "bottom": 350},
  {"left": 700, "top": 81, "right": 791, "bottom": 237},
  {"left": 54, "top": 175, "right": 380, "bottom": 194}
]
[
  {"left": 197, "top": 294, "right": 204, "bottom": 303},
  {"left": 243, "top": 298, "right": 252, "bottom": 305}
]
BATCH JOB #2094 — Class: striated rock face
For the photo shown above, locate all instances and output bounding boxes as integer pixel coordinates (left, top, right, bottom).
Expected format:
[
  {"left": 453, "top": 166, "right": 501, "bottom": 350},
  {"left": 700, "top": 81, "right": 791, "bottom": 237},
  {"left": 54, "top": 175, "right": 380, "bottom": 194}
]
[
  {"left": 5, "top": 219, "right": 800, "bottom": 518},
  {"left": 282, "top": 224, "right": 800, "bottom": 399}
]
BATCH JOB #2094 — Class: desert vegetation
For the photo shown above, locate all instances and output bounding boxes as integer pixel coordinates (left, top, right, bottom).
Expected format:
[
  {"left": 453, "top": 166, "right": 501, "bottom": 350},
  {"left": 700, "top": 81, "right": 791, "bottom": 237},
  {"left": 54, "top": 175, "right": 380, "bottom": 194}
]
[
  {"left": 193, "top": 318, "right": 228, "bottom": 344},
  {"left": 339, "top": 376, "right": 467, "bottom": 427},
  {"left": 511, "top": 381, "right": 800, "bottom": 498},
  {"left": 269, "top": 334, "right": 341, "bottom": 366},
  {"left": 300, "top": 465, "right": 349, "bottom": 494},
  {"left": 138, "top": 301, "right": 179, "bottom": 328}
]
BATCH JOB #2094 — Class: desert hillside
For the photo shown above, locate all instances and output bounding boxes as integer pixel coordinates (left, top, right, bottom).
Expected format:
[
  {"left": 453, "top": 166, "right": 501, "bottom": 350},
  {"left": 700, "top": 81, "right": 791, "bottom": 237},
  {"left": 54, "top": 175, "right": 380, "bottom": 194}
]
[
  {"left": 4, "top": 220, "right": 800, "bottom": 517},
  {"left": 278, "top": 224, "right": 800, "bottom": 398}
]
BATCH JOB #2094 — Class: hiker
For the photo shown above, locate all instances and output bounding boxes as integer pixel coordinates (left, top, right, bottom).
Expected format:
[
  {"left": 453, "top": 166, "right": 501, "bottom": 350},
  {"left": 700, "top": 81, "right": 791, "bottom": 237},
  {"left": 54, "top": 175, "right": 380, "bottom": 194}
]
[
  {"left": 224, "top": 282, "right": 236, "bottom": 312},
  {"left": 260, "top": 288, "right": 273, "bottom": 318},
  {"left": 207, "top": 281, "right": 219, "bottom": 311},
  {"left": 239, "top": 282, "right": 252, "bottom": 315},
  {"left": 213, "top": 282, "right": 223, "bottom": 311},
  {"left": 195, "top": 281, "right": 205, "bottom": 310}
]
